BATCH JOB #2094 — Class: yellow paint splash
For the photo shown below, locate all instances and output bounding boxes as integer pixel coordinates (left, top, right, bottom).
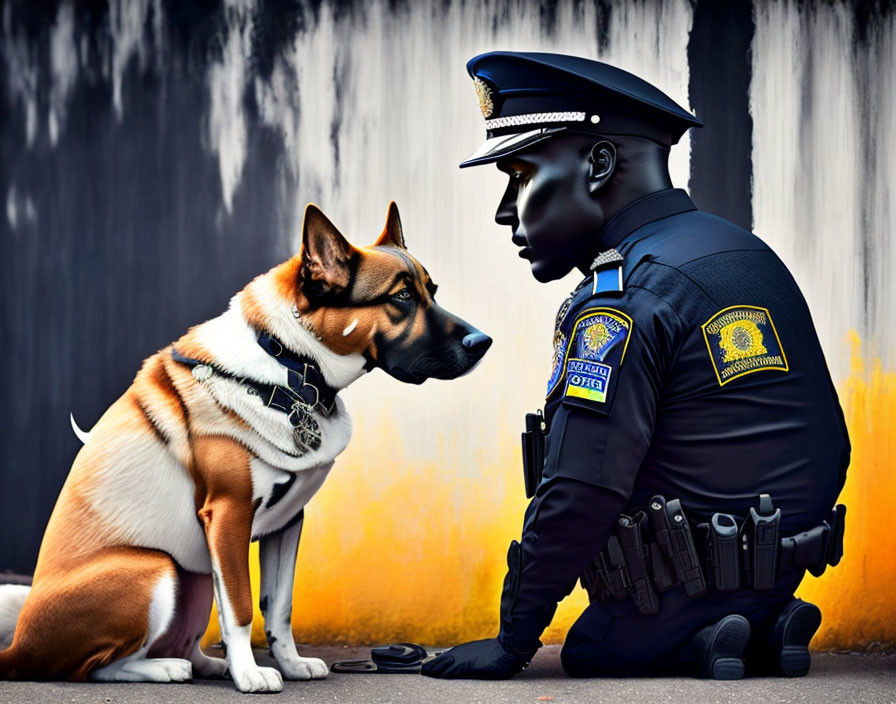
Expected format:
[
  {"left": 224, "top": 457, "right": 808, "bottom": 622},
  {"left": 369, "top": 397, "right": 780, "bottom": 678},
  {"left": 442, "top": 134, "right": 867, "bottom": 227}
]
[
  {"left": 796, "top": 332, "right": 896, "bottom": 650},
  {"left": 202, "top": 331, "right": 894, "bottom": 651}
]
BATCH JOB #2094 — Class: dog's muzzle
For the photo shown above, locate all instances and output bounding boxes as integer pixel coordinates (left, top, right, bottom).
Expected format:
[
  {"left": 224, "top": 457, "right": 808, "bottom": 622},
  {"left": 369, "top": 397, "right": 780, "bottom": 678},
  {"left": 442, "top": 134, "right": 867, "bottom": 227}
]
[{"left": 396, "top": 332, "right": 493, "bottom": 383}]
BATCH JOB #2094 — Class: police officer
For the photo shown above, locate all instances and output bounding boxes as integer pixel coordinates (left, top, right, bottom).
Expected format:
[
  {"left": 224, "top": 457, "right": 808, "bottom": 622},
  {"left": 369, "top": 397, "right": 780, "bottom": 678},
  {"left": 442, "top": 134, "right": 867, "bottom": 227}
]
[{"left": 421, "top": 52, "right": 850, "bottom": 680}]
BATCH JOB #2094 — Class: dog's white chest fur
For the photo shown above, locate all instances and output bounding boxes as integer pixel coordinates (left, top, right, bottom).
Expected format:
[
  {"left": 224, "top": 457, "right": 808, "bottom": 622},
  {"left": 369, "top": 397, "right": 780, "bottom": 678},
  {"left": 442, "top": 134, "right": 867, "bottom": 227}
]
[
  {"left": 195, "top": 301, "right": 364, "bottom": 542},
  {"left": 249, "top": 459, "right": 333, "bottom": 540}
]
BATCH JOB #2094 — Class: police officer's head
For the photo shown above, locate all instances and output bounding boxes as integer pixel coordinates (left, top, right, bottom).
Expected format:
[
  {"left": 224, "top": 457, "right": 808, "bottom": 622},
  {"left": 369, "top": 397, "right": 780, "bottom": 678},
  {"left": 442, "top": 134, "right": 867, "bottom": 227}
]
[{"left": 461, "top": 52, "right": 702, "bottom": 283}]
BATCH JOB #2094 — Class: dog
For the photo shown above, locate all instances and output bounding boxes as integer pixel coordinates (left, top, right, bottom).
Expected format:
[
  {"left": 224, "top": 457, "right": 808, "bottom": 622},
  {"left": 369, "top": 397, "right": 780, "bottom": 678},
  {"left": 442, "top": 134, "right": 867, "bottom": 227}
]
[{"left": 0, "top": 202, "right": 491, "bottom": 692}]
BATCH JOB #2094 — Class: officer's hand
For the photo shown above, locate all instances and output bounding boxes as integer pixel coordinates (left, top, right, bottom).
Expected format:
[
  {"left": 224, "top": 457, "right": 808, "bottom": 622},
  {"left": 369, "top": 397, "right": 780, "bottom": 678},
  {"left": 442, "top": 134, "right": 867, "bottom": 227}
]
[{"left": 420, "top": 638, "right": 533, "bottom": 680}]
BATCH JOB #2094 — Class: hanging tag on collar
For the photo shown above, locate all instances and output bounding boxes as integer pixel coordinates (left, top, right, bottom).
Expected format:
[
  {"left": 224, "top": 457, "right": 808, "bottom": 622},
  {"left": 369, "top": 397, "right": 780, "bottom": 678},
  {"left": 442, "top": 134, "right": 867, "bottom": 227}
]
[{"left": 590, "top": 248, "right": 625, "bottom": 296}]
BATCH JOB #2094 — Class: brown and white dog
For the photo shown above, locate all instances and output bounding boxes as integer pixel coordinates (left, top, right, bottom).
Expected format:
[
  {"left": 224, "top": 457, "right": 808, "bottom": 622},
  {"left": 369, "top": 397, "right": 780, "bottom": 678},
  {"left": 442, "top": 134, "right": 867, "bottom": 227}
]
[{"left": 0, "top": 203, "right": 490, "bottom": 692}]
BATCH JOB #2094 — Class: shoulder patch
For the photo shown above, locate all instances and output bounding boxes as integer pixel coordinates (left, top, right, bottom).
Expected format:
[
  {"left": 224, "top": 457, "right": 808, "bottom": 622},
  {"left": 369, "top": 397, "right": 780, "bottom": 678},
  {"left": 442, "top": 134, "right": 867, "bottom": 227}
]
[
  {"left": 701, "top": 306, "right": 788, "bottom": 386},
  {"left": 556, "top": 307, "right": 632, "bottom": 407}
]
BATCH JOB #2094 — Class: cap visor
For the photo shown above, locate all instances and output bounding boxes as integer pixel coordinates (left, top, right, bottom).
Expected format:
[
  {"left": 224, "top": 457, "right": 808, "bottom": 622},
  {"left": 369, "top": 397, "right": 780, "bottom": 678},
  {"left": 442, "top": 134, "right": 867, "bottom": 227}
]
[{"left": 459, "top": 129, "right": 556, "bottom": 168}]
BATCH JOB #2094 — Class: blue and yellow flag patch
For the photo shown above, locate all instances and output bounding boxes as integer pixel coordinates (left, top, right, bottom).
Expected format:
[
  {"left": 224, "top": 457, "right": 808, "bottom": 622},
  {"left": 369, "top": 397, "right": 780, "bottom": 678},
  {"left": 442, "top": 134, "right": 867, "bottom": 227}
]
[
  {"left": 565, "top": 359, "right": 613, "bottom": 403},
  {"left": 702, "top": 305, "right": 788, "bottom": 386}
]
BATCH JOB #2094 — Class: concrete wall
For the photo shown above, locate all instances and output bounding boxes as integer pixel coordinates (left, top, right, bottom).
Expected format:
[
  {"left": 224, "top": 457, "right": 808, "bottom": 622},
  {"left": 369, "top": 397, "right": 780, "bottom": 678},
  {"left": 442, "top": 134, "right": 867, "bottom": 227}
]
[{"left": 1, "top": 0, "right": 892, "bottom": 649}]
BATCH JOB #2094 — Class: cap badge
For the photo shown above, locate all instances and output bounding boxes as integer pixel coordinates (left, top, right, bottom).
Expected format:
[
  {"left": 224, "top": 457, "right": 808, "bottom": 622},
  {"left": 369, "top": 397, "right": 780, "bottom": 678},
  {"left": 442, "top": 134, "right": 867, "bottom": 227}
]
[{"left": 473, "top": 77, "right": 494, "bottom": 118}]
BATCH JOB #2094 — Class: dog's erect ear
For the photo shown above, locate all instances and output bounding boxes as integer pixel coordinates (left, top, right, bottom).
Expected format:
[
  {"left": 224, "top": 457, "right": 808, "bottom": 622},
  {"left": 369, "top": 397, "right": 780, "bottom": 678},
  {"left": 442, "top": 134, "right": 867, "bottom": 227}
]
[
  {"left": 374, "top": 201, "right": 406, "bottom": 249},
  {"left": 300, "top": 204, "right": 355, "bottom": 299}
]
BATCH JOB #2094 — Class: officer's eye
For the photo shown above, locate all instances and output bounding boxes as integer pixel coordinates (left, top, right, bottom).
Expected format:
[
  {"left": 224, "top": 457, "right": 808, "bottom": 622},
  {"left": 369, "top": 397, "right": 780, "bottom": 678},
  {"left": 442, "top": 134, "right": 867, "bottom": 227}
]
[
  {"left": 510, "top": 170, "right": 527, "bottom": 184},
  {"left": 391, "top": 287, "right": 412, "bottom": 302}
]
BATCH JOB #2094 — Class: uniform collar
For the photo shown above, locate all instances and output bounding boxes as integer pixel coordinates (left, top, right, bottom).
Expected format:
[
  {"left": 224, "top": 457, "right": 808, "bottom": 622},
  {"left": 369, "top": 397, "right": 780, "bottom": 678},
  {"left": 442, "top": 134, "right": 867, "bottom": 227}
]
[{"left": 597, "top": 188, "right": 697, "bottom": 250}]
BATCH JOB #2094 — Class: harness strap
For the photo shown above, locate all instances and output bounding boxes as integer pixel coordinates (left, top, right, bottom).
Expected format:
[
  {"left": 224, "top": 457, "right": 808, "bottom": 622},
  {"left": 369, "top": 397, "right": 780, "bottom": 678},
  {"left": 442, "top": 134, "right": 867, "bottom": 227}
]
[{"left": 170, "top": 332, "right": 338, "bottom": 422}]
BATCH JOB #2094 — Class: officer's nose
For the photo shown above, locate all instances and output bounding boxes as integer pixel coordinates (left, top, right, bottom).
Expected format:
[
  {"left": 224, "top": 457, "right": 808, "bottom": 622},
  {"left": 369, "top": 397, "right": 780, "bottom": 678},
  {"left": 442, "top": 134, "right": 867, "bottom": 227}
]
[
  {"left": 494, "top": 182, "right": 519, "bottom": 228},
  {"left": 462, "top": 331, "right": 493, "bottom": 358}
]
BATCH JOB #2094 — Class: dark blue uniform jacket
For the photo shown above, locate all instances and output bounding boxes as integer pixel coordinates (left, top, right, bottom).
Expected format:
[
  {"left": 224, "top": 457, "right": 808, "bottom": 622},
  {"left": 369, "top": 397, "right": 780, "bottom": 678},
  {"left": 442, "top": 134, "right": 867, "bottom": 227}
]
[{"left": 507, "top": 188, "right": 850, "bottom": 653}]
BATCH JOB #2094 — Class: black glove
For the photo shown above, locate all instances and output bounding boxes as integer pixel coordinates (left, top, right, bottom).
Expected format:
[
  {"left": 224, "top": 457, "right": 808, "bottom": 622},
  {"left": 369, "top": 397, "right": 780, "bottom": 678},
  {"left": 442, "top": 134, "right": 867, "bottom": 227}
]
[
  {"left": 420, "top": 637, "right": 533, "bottom": 680},
  {"left": 423, "top": 480, "right": 624, "bottom": 681},
  {"left": 422, "top": 541, "right": 540, "bottom": 680}
]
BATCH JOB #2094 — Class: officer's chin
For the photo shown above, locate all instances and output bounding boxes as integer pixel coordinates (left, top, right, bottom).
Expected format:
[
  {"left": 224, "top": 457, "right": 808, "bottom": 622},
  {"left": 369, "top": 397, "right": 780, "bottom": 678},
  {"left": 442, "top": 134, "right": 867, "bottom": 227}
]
[{"left": 528, "top": 258, "right": 567, "bottom": 284}]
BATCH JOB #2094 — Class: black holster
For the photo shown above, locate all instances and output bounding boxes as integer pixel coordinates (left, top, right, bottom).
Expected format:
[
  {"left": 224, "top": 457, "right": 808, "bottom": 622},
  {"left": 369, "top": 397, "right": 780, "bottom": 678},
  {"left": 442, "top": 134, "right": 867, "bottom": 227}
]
[
  {"left": 595, "top": 536, "right": 630, "bottom": 599},
  {"left": 617, "top": 512, "right": 660, "bottom": 615},
  {"left": 649, "top": 496, "right": 707, "bottom": 597},
  {"left": 521, "top": 410, "right": 546, "bottom": 499}
]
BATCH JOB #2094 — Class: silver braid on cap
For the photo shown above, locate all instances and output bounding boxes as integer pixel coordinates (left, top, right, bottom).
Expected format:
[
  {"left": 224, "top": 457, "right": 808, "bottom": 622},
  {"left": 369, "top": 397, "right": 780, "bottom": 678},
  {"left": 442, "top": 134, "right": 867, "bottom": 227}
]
[{"left": 484, "top": 111, "right": 587, "bottom": 130}]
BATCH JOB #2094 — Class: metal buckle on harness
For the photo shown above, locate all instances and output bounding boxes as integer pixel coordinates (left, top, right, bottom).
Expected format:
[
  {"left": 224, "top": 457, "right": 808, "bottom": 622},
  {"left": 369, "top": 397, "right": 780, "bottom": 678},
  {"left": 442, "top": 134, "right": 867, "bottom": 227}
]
[{"left": 288, "top": 400, "right": 322, "bottom": 455}]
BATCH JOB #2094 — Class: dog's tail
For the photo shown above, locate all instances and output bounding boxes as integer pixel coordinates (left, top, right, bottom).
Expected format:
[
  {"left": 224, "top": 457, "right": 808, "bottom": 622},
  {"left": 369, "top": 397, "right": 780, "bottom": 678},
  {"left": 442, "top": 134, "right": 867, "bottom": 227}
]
[
  {"left": 0, "top": 584, "right": 30, "bottom": 652},
  {"left": 70, "top": 412, "right": 91, "bottom": 444}
]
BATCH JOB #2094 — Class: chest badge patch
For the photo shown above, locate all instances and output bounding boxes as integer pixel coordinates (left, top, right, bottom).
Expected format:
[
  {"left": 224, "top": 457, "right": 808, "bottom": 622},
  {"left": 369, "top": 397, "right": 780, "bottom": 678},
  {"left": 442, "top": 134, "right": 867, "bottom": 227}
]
[
  {"left": 559, "top": 308, "right": 632, "bottom": 405},
  {"left": 702, "top": 306, "right": 788, "bottom": 386}
]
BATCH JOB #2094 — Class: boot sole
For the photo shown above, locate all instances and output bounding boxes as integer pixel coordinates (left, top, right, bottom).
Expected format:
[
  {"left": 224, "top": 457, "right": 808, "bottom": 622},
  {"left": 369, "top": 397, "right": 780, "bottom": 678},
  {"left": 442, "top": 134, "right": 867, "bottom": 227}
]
[
  {"left": 778, "top": 602, "right": 822, "bottom": 677},
  {"left": 702, "top": 615, "right": 750, "bottom": 680}
]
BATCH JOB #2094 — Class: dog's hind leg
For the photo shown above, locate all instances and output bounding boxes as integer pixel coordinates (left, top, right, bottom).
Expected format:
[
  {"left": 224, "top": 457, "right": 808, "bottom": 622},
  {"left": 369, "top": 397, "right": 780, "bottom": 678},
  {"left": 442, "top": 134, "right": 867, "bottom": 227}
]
[
  {"left": 89, "top": 657, "right": 192, "bottom": 683},
  {"left": 145, "top": 569, "right": 228, "bottom": 679},
  {"left": 188, "top": 638, "right": 228, "bottom": 678},
  {"left": 0, "top": 547, "right": 189, "bottom": 682},
  {"left": 259, "top": 511, "right": 328, "bottom": 680},
  {"left": 89, "top": 570, "right": 192, "bottom": 683},
  {"left": 0, "top": 584, "right": 31, "bottom": 650}
]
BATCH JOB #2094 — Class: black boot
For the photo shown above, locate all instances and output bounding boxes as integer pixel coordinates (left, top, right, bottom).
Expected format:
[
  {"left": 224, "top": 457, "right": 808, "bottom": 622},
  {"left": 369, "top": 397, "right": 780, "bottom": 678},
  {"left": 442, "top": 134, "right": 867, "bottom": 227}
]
[
  {"left": 686, "top": 614, "right": 751, "bottom": 680},
  {"left": 769, "top": 599, "right": 822, "bottom": 677}
]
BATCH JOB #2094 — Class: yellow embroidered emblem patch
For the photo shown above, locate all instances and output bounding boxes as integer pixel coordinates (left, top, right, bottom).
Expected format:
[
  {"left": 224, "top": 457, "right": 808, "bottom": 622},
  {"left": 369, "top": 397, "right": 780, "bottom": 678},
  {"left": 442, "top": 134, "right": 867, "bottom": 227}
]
[
  {"left": 702, "top": 306, "right": 788, "bottom": 386},
  {"left": 473, "top": 77, "right": 494, "bottom": 118}
]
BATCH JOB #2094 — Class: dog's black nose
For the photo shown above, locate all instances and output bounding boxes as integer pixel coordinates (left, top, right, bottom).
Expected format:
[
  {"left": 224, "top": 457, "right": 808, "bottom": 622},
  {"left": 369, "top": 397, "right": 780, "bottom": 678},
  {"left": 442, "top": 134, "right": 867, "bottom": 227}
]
[{"left": 462, "top": 332, "right": 493, "bottom": 357}]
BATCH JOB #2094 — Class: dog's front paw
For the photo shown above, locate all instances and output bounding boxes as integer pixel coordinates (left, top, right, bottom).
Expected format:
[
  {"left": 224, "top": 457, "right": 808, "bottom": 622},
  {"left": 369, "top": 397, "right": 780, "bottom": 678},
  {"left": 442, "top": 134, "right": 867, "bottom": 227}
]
[
  {"left": 279, "top": 656, "right": 329, "bottom": 680},
  {"left": 232, "top": 665, "right": 284, "bottom": 693}
]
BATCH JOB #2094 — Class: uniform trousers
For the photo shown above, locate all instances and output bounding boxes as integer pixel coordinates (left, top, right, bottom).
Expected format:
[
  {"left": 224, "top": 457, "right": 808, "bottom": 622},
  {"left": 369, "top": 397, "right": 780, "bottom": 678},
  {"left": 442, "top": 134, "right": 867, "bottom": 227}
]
[{"left": 561, "top": 568, "right": 805, "bottom": 676}]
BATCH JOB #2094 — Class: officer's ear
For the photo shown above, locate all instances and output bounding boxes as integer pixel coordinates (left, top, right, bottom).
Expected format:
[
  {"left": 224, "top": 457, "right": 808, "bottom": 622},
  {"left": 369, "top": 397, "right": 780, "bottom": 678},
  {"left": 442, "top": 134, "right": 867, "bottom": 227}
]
[{"left": 587, "top": 141, "right": 616, "bottom": 194}]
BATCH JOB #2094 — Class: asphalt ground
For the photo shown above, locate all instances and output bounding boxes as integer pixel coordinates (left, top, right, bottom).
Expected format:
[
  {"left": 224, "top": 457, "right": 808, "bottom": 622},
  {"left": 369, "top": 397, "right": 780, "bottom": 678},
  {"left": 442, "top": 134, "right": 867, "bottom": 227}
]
[{"left": 0, "top": 646, "right": 894, "bottom": 704}]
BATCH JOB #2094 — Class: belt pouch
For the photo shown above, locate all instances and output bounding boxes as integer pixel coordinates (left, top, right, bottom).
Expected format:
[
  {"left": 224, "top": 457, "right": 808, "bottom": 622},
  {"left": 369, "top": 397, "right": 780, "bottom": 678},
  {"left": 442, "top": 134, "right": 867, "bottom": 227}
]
[
  {"left": 784, "top": 524, "right": 830, "bottom": 577},
  {"left": 708, "top": 513, "right": 741, "bottom": 591},
  {"left": 617, "top": 513, "right": 660, "bottom": 615},
  {"left": 743, "top": 494, "right": 780, "bottom": 590}
]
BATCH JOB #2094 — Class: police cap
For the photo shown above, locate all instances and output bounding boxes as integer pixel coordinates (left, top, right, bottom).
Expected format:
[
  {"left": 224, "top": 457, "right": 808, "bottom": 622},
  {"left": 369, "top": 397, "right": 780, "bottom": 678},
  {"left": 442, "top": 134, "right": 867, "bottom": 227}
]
[{"left": 460, "top": 51, "right": 702, "bottom": 168}]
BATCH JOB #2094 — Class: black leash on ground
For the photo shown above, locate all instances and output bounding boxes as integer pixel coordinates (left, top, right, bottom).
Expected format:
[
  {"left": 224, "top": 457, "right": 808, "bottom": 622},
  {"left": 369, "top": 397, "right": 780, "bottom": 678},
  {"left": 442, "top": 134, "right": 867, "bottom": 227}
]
[{"left": 332, "top": 643, "right": 444, "bottom": 674}]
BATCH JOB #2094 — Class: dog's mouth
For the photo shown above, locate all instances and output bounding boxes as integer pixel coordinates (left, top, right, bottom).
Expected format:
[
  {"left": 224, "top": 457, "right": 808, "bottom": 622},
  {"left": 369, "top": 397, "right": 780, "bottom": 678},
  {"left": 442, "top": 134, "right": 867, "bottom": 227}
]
[
  {"left": 385, "top": 365, "right": 428, "bottom": 385},
  {"left": 384, "top": 345, "right": 489, "bottom": 385}
]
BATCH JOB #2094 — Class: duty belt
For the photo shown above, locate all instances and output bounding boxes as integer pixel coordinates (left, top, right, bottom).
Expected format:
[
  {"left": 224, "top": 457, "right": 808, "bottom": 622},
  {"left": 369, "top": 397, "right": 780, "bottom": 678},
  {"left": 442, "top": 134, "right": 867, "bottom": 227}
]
[{"left": 579, "top": 494, "right": 846, "bottom": 616}]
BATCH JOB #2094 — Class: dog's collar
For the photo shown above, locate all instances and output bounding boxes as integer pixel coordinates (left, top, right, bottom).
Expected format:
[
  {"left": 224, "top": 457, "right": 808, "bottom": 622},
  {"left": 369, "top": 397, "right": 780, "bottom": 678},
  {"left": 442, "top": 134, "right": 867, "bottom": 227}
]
[
  {"left": 255, "top": 331, "right": 339, "bottom": 416},
  {"left": 170, "top": 333, "right": 338, "bottom": 420}
]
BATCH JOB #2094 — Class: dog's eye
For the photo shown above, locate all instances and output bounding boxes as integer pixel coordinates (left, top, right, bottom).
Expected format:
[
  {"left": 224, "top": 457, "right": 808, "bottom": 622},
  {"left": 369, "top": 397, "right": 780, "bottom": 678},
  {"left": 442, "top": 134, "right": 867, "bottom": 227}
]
[{"left": 391, "top": 288, "right": 412, "bottom": 302}]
